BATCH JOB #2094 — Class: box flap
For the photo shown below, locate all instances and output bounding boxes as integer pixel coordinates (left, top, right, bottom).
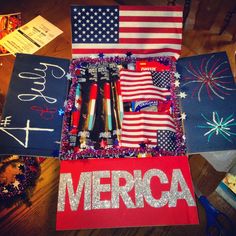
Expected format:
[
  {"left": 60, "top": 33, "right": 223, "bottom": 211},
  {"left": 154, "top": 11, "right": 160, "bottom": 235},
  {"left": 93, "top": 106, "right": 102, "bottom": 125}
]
[
  {"left": 176, "top": 52, "right": 236, "bottom": 154},
  {"left": 0, "top": 53, "right": 70, "bottom": 157},
  {"left": 71, "top": 5, "right": 183, "bottom": 59},
  {"left": 56, "top": 156, "right": 198, "bottom": 230}
]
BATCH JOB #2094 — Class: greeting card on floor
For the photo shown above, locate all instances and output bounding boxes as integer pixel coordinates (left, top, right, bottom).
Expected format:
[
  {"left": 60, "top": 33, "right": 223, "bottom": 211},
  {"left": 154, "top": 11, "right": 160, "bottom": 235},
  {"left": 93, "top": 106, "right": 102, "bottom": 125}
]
[{"left": 0, "top": 16, "right": 62, "bottom": 55}]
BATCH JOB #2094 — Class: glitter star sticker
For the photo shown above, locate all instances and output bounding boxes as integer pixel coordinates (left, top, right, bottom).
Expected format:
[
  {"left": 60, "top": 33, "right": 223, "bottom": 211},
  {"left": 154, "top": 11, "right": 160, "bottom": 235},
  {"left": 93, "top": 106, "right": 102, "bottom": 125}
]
[
  {"left": 174, "top": 80, "right": 180, "bottom": 87},
  {"left": 181, "top": 112, "right": 187, "bottom": 120},
  {"left": 63, "top": 100, "right": 68, "bottom": 108},
  {"left": 13, "top": 180, "right": 20, "bottom": 189},
  {"left": 66, "top": 73, "right": 72, "bottom": 80},
  {"left": 178, "top": 91, "right": 187, "bottom": 99},
  {"left": 58, "top": 108, "right": 64, "bottom": 116},
  {"left": 174, "top": 72, "right": 181, "bottom": 79}
]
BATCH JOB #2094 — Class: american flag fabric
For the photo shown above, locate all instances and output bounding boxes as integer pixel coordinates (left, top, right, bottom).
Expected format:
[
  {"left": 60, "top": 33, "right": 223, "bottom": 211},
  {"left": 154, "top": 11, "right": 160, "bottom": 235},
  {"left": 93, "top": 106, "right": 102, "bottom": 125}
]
[
  {"left": 152, "top": 71, "right": 171, "bottom": 88},
  {"left": 157, "top": 130, "right": 177, "bottom": 152},
  {"left": 120, "top": 111, "right": 176, "bottom": 147},
  {"left": 119, "top": 69, "right": 171, "bottom": 102},
  {"left": 71, "top": 5, "right": 183, "bottom": 59}
]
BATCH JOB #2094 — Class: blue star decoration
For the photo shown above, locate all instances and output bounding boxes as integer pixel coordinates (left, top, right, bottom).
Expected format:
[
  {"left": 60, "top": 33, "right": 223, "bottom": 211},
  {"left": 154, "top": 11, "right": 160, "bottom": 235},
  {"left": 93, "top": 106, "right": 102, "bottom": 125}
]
[
  {"left": 66, "top": 73, "right": 72, "bottom": 80},
  {"left": 126, "top": 51, "right": 132, "bottom": 57},
  {"left": 58, "top": 108, "right": 64, "bottom": 116},
  {"left": 98, "top": 53, "right": 104, "bottom": 58},
  {"left": 139, "top": 142, "right": 146, "bottom": 148}
]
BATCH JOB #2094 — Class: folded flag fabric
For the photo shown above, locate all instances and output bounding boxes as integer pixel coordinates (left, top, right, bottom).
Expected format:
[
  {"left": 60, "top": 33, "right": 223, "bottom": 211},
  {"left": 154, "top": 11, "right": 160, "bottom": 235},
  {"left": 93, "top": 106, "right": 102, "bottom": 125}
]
[
  {"left": 120, "top": 70, "right": 171, "bottom": 102},
  {"left": 120, "top": 111, "right": 176, "bottom": 148},
  {"left": 71, "top": 5, "right": 183, "bottom": 59}
]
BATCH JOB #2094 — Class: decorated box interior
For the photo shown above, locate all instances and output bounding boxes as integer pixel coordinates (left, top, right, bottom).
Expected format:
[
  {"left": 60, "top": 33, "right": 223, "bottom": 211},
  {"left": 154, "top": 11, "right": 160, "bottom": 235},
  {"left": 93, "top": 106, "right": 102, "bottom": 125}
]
[{"left": 60, "top": 56, "right": 185, "bottom": 159}]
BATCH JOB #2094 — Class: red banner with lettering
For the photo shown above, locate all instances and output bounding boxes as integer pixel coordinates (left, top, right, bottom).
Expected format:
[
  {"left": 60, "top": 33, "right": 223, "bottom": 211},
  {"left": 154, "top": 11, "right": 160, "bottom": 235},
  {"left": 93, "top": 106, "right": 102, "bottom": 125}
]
[{"left": 56, "top": 156, "right": 198, "bottom": 230}]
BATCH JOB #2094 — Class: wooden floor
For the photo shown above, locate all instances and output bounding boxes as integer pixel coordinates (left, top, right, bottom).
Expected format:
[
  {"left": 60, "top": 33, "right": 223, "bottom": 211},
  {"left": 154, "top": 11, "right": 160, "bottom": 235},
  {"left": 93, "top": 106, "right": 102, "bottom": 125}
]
[{"left": 0, "top": 0, "right": 236, "bottom": 235}]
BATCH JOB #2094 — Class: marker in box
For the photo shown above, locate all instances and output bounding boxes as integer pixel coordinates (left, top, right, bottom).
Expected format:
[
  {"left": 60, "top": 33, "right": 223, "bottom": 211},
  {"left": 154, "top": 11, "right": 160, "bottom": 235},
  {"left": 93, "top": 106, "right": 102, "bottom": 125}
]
[
  {"left": 87, "top": 83, "right": 98, "bottom": 131},
  {"left": 104, "top": 82, "right": 112, "bottom": 131},
  {"left": 69, "top": 84, "right": 82, "bottom": 146},
  {"left": 116, "top": 80, "right": 124, "bottom": 123}
]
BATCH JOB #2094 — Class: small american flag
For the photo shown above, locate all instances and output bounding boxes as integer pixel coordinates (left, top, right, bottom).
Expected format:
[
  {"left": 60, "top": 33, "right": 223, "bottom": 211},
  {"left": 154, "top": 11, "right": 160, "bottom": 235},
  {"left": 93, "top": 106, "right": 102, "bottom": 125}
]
[
  {"left": 120, "top": 111, "right": 176, "bottom": 147},
  {"left": 71, "top": 5, "right": 183, "bottom": 59},
  {"left": 157, "top": 130, "right": 177, "bottom": 152},
  {"left": 152, "top": 71, "right": 171, "bottom": 88},
  {"left": 120, "top": 69, "right": 171, "bottom": 102}
]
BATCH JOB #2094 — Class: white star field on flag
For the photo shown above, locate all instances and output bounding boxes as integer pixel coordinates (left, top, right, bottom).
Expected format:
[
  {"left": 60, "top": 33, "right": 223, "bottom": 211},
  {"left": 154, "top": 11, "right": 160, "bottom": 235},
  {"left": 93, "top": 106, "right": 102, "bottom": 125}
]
[{"left": 72, "top": 6, "right": 119, "bottom": 44}]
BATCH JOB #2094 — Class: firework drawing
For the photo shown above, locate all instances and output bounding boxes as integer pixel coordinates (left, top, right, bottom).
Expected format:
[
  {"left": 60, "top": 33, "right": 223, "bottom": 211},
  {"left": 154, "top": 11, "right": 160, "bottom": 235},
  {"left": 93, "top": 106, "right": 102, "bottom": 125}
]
[
  {"left": 198, "top": 112, "right": 236, "bottom": 142},
  {"left": 182, "top": 54, "right": 236, "bottom": 102}
]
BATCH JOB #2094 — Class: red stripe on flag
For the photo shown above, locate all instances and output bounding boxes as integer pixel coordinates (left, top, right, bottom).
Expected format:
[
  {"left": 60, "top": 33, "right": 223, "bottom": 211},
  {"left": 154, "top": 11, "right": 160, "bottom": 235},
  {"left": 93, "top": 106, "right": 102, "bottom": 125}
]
[
  {"left": 119, "top": 38, "right": 182, "bottom": 44},
  {"left": 122, "top": 115, "right": 175, "bottom": 124},
  {"left": 120, "top": 16, "right": 183, "bottom": 22},
  {"left": 72, "top": 48, "right": 181, "bottom": 55},
  {"left": 119, "top": 69, "right": 171, "bottom": 102},
  {"left": 122, "top": 123, "right": 176, "bottom": 129},
  {"left": 121, "top": 89, "right": 169, "bottom": 96},
  {"left": 119, "top": 27, "right": 183, "bottom": 33},
  {"left": 120, "top": 5, "right": 183, "bottom": 11}
]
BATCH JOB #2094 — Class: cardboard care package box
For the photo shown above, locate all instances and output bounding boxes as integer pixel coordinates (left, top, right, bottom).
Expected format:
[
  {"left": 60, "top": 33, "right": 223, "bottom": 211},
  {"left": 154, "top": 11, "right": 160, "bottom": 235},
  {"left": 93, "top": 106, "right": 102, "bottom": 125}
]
[{"left": 1, "top": 5, "right": 236, "bottom": 230}]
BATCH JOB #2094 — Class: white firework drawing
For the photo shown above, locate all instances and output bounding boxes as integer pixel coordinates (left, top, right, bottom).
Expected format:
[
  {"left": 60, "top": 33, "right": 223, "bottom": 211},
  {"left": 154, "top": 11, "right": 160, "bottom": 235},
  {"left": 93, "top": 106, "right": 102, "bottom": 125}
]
[
  {"left": 182, "top": 54, "right": 236, "bottom": 102},
  {"left": 197, "top": 112, "right": 236, "bottom": 142}
]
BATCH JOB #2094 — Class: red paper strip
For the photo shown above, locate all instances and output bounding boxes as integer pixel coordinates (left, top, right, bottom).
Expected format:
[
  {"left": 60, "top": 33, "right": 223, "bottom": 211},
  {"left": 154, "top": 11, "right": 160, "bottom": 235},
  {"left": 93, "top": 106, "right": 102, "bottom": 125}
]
[
  {"left": 136, "top": 61, "right": 171, "bottom": 71},
  {"left": 56, "top": 156, "right": 198, "bottom": 230}
]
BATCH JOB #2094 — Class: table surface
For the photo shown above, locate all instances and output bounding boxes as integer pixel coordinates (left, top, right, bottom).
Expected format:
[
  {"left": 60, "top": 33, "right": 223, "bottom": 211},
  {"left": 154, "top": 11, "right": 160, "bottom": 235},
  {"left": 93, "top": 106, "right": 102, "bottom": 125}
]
[{"left": 0, "top": 0, "right": 236, "bottom": 235}]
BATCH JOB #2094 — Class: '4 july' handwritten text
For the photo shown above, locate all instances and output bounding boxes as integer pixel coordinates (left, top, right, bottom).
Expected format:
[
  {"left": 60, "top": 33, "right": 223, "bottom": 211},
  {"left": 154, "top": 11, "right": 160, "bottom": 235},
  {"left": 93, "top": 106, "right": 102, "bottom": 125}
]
[{"left": 17, "top": 63, "right": 66, "bottom": 104}]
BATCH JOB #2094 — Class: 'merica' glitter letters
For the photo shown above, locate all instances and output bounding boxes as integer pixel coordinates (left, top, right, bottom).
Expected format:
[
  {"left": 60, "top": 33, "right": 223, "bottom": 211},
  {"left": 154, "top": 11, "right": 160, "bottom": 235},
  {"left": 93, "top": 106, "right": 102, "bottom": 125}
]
[{"left": 58, "top": 168, "right": 195, "bottom": 211}]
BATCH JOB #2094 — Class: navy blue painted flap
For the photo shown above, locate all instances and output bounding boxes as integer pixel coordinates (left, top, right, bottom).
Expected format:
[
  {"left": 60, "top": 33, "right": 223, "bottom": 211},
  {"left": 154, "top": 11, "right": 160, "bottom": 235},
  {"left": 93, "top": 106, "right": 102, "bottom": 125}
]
[
  {"left": 177, "top": 52, "right": 236, "bottom": 154},
  {"left": 0, "top": 54, "right": 70, "bottom": 157}
]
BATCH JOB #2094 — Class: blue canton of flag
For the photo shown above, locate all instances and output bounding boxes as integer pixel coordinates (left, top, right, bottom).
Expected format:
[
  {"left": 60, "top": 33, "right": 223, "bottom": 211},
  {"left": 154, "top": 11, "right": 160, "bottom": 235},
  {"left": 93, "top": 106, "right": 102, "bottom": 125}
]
[
  {"left": 157, "top": 130, "right": 176, "bottom": 152},
  {"left": 71, "top": 6, "right": 119, "bottom": 44},
  {"left": 152, "top": 71, "right": 171, "bottom": 88}
]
